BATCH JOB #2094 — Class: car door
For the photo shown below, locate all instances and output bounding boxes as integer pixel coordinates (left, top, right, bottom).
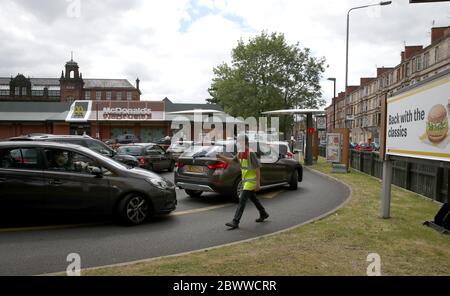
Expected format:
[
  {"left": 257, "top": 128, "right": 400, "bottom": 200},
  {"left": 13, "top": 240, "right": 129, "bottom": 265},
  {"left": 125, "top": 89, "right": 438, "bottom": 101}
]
[
  {"left": 0, "top": 147, "right": 46, "bottom": 210},
  {"left": 273, "top": 144, "right": 293, "bottom": 182},
  {"left": 42, "top": 148, "right": 112, "bottom": 211},
  {"left": 145, "top": 145, "right": 170, "bottom": 171},
  {"left": 258, "top": 142, "right": 280, "bottom": 186}
]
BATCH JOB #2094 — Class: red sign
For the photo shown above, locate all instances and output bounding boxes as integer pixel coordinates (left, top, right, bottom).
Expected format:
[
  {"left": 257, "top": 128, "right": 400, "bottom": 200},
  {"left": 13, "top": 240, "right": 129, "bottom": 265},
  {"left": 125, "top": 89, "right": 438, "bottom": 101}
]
[{"left": 307, "top": 128, "right": 315, "bottom": 135}]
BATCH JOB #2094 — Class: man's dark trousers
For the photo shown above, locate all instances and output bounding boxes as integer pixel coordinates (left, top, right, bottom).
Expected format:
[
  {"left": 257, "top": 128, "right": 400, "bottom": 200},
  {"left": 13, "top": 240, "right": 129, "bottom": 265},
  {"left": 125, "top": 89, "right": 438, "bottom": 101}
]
[{"left": 233, "top": 190, "right": 266, "bottom": 224}]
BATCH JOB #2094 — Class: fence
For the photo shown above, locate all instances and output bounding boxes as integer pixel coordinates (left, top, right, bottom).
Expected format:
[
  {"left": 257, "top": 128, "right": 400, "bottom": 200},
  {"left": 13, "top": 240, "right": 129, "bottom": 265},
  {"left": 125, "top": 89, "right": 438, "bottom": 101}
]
[
  {"left": 318, "top": 147, "right": 448, "bottom": 203},
  {"left": 351, "top": 151, "right": 449, "bottom": 203}
]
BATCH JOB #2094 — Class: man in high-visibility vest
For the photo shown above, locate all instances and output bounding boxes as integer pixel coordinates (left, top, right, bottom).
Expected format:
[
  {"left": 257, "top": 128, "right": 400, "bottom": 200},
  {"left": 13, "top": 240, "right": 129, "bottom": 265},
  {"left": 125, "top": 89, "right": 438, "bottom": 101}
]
[{"left": 218, "top": 135, "right": 269, "bottom": 230}]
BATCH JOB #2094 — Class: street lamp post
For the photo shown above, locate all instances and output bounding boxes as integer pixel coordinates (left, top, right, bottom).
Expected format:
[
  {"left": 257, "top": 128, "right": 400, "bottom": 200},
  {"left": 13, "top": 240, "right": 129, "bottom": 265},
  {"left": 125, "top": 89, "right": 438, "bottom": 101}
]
[
  {"left": 345, "top": 1, "right": 392, "bottom": 128},
  {"left": 327, "top": 78, "right": 336, "bottom": 129}
]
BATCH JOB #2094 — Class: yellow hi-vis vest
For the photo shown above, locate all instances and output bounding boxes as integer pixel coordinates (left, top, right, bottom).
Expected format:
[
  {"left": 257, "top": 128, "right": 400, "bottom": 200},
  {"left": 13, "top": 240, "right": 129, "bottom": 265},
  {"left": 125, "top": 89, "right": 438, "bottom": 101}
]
[{"left": 239, "top": 153, "right": 257, "bottom": 191}]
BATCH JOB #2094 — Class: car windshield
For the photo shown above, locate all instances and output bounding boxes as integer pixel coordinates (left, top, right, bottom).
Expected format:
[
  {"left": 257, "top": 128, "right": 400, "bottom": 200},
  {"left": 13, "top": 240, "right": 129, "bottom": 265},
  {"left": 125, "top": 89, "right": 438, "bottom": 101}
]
[{"left": 117, "top": 146, "right": 143, "bottom": 156}]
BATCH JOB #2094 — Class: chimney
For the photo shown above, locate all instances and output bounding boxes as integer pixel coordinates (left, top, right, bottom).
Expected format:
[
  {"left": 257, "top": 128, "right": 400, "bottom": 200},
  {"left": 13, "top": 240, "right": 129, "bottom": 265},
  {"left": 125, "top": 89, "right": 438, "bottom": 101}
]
[
  {"left": 404, "top": 46, "right": 423, "bottom": 60},
  {"left": 136, "top": 77, "right": 140, "bottom": 90},
  {"left": 401, "top": 51, "right": 405, "bottom": 62},
  {"left": 431, "top": 27, "right": 447, "bottom": 43},
  {"left": 360, "top": 78, "right": 375, "bottom": 86},
  {"left": 377, "top": 67, "right": 393, "bottom": 77}
]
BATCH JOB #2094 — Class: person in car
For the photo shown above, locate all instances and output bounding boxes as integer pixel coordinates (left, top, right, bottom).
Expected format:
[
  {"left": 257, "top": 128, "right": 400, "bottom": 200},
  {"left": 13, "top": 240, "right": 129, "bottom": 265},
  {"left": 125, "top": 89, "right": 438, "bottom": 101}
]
[{"left": 218, "top": 134, "right": 270, "bottom": 230}]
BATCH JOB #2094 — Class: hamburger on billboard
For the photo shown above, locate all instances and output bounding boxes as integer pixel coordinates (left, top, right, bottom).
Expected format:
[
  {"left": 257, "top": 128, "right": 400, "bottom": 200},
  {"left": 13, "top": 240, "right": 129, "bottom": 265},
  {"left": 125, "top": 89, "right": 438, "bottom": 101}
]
[{"left": 386, "top": 72, "right": 450, "bottom": 162}]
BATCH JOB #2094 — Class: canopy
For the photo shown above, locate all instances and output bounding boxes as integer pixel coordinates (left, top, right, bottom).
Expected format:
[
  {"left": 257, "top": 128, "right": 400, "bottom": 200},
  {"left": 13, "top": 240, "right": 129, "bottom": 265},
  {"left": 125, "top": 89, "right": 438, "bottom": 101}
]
[{"left": 262, "top": 109, "right": 326, "bottom": 115}]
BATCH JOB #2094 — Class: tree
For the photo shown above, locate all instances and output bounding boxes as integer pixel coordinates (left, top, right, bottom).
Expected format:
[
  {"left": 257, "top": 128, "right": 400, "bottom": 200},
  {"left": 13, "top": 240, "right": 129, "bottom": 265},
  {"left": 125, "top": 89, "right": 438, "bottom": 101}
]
[{"left": 208, "top": 32, "right": 326, "bottom": 135}]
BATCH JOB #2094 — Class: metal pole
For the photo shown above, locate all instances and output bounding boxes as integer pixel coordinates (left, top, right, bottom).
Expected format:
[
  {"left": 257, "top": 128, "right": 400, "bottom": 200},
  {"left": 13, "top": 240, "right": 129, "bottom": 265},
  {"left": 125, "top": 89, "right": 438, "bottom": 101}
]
[
  {"left": 381, "top": 158, "right": 393, "bottom": 219},
  {"left": 96, "top": 101, "right": 100, "bottom": 139},
  {"left": 305, "top": 113, "right": 313, "bottom": 166}
]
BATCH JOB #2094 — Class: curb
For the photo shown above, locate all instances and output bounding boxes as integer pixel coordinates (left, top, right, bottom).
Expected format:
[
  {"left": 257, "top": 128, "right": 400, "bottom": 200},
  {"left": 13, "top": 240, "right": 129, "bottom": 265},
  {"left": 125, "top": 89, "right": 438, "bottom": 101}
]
[{"left": 42, "top": 167, "right": 353, "bottom": 276}]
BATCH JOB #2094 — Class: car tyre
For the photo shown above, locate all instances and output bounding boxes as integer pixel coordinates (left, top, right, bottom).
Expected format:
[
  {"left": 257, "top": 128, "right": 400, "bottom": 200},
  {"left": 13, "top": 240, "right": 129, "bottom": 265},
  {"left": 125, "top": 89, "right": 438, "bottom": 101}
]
[
  {"left": 289, "top": 170, "right": 299, "bottom": 190},
  {"left": 168, "top": 161, "right": 175, "bottom": 172},
  {"left": 116, "top": 194, "right": 151, "bottom": 226},
  {"left": 229, "top": 179, "right": 243, "bottom": 203},
  {"left": 185, "top": 190, "right": 203, "bottom": 198}
]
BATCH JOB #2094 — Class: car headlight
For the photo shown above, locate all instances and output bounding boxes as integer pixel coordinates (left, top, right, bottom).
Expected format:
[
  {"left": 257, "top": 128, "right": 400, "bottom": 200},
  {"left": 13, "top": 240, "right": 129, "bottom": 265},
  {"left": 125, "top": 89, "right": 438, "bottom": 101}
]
[{"left": 146, "top": 178, "right": 173, "bottom": 190}]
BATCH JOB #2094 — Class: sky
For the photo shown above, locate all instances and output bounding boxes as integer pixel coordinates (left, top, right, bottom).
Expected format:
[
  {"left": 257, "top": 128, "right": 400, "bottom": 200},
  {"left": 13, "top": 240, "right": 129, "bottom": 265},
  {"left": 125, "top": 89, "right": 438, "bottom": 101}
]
[{"left": 0, "top": 0, "right": 449, "bottom": 106}]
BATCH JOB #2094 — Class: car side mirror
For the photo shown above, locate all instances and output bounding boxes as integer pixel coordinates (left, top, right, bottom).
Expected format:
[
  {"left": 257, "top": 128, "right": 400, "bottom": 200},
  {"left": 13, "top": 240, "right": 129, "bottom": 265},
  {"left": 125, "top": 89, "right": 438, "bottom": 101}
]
[{"left": 91, "top": 167, "right": 103, "bottom": 177}]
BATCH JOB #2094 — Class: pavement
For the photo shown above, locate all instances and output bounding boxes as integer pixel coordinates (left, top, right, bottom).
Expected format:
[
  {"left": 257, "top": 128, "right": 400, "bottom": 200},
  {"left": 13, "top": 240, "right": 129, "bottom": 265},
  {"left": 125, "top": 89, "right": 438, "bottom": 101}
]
[{"left": 0, "top": 169, "right": 350, "bottom": 276}]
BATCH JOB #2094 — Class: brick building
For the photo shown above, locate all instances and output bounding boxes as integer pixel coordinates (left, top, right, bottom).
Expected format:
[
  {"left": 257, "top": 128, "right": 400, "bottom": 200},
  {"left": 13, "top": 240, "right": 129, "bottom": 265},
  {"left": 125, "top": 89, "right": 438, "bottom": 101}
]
[
  {"left": 325, "top": 26, "right": 450, "bottom": 144},
  {"left": 0, "top": 59, "right": 225, "bottom": 141}
]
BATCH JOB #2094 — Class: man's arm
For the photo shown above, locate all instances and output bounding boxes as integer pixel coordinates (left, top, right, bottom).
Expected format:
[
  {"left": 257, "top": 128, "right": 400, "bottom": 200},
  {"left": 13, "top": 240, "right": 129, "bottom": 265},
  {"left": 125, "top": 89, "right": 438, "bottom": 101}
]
[{"left": 255, "top": 167, "right": 261, "bottom": 192}]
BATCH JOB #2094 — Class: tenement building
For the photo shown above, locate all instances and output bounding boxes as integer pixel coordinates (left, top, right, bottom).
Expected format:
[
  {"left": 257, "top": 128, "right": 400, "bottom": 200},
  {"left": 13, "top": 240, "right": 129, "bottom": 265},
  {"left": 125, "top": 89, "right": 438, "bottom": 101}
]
[{"left": 325, "top": 26, "right": 450, "bottom": 144}]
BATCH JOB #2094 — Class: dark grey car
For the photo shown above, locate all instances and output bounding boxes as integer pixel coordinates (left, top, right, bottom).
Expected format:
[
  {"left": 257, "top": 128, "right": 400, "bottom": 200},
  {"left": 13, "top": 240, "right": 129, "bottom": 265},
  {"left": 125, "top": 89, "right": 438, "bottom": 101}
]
[
  {"left": 174, "top": 142, "right": 303, "bottom": 201},
  {"left": 0, "top": 142, "right": 177, "bottom": 225},
  {"left": 8, "top": 134, "right": 139, "bottom": 167}
]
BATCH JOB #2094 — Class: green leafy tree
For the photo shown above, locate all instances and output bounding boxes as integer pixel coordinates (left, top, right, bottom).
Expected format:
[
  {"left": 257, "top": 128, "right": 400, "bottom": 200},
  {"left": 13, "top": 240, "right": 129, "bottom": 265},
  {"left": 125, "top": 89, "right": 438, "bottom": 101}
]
[{"left": 208, "top": 32, "right": 326, "bottom": 134}]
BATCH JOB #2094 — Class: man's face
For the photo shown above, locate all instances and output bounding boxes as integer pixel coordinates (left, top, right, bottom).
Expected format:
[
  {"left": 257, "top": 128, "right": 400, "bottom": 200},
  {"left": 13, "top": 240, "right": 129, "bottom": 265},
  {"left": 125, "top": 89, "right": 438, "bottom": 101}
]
[{"left": 55, "top": 153, "right": 67, "bottom": 166}]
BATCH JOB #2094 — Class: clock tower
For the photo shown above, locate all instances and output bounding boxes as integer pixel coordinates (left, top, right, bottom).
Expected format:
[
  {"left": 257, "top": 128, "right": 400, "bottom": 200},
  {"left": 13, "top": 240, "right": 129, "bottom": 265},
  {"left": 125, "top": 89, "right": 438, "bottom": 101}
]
[{"left": 60, "top": 53, "right": 84, "bottom": 102}]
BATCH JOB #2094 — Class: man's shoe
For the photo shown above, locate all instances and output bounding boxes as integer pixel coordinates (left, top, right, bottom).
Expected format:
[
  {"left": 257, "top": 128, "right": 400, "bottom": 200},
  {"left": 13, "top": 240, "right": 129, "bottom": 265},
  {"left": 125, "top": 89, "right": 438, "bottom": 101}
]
[
  {"left": 225, "top": 221, "right": 239, "bottom": 229},
  {"left": 256, "top": 213, "right": 269, "bottom": 223}
]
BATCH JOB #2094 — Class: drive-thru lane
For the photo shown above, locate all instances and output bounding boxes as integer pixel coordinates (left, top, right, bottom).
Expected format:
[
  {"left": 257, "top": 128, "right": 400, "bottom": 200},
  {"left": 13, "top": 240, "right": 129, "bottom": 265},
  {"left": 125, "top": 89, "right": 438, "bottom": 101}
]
[{"left": 0, "top": 169, "right": 350, "bottom": 276}]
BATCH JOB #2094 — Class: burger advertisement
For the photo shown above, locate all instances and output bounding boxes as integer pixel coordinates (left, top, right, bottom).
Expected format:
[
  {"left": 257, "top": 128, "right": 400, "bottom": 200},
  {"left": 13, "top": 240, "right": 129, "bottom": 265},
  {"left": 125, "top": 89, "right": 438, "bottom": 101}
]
[{"left": 385, "top": 74, "right": 450, "bottom": 162}]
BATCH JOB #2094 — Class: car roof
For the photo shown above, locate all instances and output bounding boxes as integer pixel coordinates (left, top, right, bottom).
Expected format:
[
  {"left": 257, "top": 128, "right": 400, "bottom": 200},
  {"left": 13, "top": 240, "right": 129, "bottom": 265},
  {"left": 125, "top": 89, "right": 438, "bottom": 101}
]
[
  {"left": 9, "top": 134, "right": 94, "bottom": 141},
  {"left": 0, "top": 141, "right": 95, "bottom": 153}
]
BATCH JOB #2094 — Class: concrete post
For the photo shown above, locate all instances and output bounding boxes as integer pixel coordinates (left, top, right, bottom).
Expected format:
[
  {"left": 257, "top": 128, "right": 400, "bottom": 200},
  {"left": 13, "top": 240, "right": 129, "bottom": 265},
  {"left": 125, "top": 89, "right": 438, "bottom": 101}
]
[{"left": 304, "top": 113, "right": 313, "bottom": 166}]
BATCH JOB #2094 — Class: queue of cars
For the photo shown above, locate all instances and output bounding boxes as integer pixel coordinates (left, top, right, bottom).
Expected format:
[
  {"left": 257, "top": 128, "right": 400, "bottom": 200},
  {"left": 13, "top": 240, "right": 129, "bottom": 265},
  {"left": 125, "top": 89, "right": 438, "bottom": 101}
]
[{"left": 0, "top": 134, "right": 303, "bottom": 226}]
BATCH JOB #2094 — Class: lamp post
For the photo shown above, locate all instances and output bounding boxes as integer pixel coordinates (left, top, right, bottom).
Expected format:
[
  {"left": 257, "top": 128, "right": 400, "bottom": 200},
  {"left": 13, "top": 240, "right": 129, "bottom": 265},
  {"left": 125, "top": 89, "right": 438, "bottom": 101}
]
[
  {"left": 327, "top": 78, "right": 336, "bottom": 129},
  {"left": 345, "top": 1, "right": 392, "bottom": 128}
]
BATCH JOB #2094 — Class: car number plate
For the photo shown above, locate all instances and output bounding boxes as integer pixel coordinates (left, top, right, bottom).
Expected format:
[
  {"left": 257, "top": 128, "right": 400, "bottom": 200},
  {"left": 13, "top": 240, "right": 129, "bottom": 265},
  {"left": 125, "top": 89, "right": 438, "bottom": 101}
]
[{"left": 186, "top": 165, "right": 205, "bottom": 174}]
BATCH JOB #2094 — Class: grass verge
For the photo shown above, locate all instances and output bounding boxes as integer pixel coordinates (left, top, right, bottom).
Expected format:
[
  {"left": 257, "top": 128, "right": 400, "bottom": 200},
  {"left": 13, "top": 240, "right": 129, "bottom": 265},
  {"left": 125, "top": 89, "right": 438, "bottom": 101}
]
[{"left": 83, "top": 158, "right": 450, "bottom": 276}]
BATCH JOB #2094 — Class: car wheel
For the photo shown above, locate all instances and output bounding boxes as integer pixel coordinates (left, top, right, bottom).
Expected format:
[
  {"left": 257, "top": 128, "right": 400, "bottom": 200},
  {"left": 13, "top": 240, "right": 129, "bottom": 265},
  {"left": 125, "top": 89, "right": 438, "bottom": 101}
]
[
  {"left": 230, "top": 179, "right": 243, "bottom": 202},
  {"left": 185, "top": 189, "right": 203, "bottom": 198},
  {"left": 289, "top": 170, "right": 298, "bottom": 190},
  {"left": 116, "top": 194, "right": 151, "bottom": 226},
  {"left": 168, "top": 161, "right": 175, "bottom": 172}
]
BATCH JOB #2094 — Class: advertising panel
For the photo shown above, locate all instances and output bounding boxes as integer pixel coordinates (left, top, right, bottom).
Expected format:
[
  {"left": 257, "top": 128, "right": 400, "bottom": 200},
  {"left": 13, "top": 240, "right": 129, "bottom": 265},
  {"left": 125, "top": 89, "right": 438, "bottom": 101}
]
[
  {"left": 326, "top": 133, "right": 342, "bottom": 163},
  {"left": 386, "top": 73, "right": 450, "bottom": 162}
]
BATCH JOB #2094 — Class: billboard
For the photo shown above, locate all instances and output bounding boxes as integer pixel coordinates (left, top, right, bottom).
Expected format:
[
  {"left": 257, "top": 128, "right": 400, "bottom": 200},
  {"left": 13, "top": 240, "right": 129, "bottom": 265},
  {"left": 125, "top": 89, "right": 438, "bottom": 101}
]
[
  {"left": 386, "top": 72, "right": 450, "bottom": 162},
  {"left": 326, "top": 133, "right": 342, "bottom": 163}
]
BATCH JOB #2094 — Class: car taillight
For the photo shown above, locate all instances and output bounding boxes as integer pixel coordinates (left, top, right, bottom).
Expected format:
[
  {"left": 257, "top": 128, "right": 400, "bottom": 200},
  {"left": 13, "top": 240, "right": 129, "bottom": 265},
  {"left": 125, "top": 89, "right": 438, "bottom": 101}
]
[
  {"left": 287, "top": 152, "right": 294, "bottom": 159},
  {"left": 207, "top": 161, "right": 228, "bottom": 170},
  {"left": 175, "top": 161, "right": 184, "bottom": 168},
  {"left": 138, "top": 157, "right": 146, "bottom": 166}
]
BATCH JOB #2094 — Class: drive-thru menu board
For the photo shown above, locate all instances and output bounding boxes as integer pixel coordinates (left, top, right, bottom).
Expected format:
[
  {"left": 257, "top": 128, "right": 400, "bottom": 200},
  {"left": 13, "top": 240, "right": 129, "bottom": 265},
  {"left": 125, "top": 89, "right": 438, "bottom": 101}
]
[{"left": 386, "top": 72, "right": 450, "bottom": 162}]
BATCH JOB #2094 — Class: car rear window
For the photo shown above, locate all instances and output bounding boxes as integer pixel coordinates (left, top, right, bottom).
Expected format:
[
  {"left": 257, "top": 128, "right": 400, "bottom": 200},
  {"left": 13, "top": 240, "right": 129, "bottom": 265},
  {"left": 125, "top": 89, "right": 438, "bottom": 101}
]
[
  {"left": 117, "top": 146, "right": 143, "bottom": 156},
  {"left": 182, "top": 145, "right": 228, "bottom": 158}
]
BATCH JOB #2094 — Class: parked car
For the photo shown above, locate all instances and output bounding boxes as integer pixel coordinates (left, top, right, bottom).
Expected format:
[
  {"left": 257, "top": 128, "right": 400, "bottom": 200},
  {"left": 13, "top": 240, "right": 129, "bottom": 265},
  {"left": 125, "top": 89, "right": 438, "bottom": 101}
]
[
  {"left": 156, "top": 137, "right": 172, "bottom": 151},
  {"left": 167, "top": 141, "right": 194, "bottom": 162},
  {"left": 354, "top": 143, "right": 374, "bottom": 152},
  {"left": 116, "top": 134, "right": 140, "bottom": 145},
  {"left": 0, "top": 141, "right": 177, "bottom": 225},
  {"left": 174, "top": 141, "right": 303, "bottom": 201},
  {"left": 371, "top": 142, "right": 380, "bottom": 152},
  {"left": 8, "top": 134, "right": 139, "bottom": 167},
  {"left": 114, "top": 143, "right": 175, "bottom": 173}
]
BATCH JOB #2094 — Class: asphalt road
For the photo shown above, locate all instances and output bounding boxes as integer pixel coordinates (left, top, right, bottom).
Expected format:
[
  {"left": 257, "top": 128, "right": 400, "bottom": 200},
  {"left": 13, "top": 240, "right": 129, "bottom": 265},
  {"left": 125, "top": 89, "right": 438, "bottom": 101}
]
[{"left": 0, "top": 169, "right": 350, "bottom": 276}]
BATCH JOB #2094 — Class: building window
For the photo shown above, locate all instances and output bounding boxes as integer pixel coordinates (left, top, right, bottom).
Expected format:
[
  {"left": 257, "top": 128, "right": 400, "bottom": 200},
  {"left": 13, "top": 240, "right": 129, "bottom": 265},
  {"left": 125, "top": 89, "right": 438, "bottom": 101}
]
[
  {"left": 435, "top": 46, "right": 440, "bottom": 63},
  {"left": 0, "top": 85, "right": 9, "bottom": 96},
  {"left": 117, "top": 91, "right": 122, "bottom": 101},
  {"left": 22, "top": 87, "right": 27, "bottom": 96},
  {"left": 127, "top": 91, "right": 132, "bottom": 101},
  {"left": 96, "top": 91, "right": 102, "bottom": 101},
  {"left": 423, "top": 52, "right": 430, "bottom": 68},
  {"left": 416, "top": 56, "right": 422, "bottom": 71},
  {"left": 106, "top": 91, "right": 112, "bottom": 100},
  {"left": 32, "top": 90, "right": 44, "bottom": 96},
  {"left": 85, "top": 91, "right": 91, "bottom": 100}
]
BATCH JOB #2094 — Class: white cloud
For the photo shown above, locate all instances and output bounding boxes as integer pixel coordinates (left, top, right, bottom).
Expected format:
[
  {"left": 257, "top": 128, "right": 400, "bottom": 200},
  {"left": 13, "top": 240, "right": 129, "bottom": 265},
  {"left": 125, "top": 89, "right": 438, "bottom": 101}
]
[{"left": 0, "top": 0, "right": 448, "bottom": 105}]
